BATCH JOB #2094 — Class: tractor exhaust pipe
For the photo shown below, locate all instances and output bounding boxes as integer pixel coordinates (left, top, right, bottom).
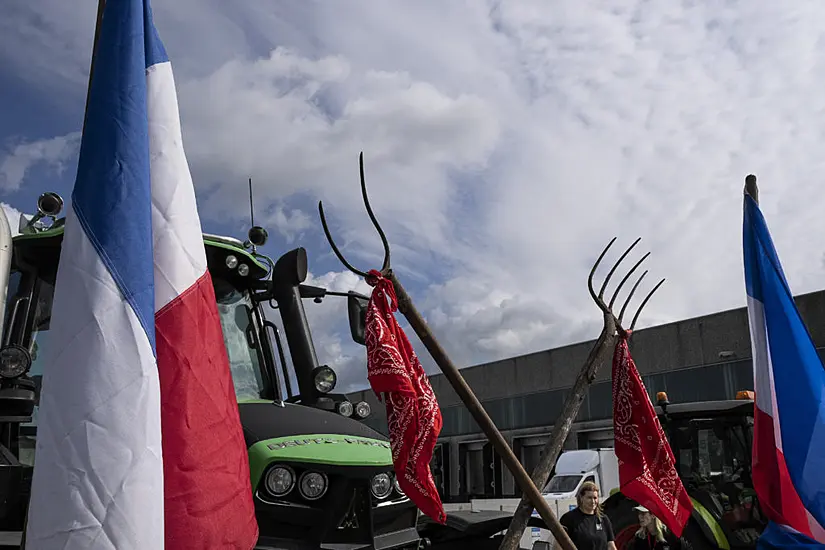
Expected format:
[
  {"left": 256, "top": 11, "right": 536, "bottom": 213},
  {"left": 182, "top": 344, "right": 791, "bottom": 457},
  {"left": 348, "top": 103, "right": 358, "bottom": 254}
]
[{"left": 271, "top": 247, "right": 321, "bottom": 406}]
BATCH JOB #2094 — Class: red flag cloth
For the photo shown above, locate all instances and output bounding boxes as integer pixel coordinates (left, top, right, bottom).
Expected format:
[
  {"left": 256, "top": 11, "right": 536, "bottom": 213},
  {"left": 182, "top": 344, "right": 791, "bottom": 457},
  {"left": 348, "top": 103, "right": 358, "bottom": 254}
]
[
  {"left": 364, "top": 270, "right": 446, "bottom": 524},
  {"left": 612, "top": 335, "right": 693, "bottom": 537},
  {"left": 157, "top": 273, "right": 260, "bottom": 548}
]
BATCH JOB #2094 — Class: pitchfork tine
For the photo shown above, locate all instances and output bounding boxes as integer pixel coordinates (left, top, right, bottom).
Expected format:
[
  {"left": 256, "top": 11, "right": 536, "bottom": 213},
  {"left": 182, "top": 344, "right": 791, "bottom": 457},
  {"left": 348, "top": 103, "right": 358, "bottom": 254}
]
[
  {"left": 318, "top": 152, "right": 392, "bottom": 277},
  {"left": 587, "top": 237, "right": 617, "bottom": 312},
  {"left": 608, "top": 251, "right": 650, "bottom": 311},
  {"left": 629, "top": 278, "right": 666, "bottom": 331},
  {"left": 617, "top": 270, "right": 648, "bottom": 324},
  {"left": 597, "top": 237, "right": 641, "bottom": 300}
]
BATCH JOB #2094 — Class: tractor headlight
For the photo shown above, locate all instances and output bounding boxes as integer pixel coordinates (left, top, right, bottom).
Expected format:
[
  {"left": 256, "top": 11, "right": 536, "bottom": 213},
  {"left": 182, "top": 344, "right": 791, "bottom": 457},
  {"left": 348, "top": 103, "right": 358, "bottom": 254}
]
[
  {"left": 371, "top": 473, "right": 393, "bottom": 499},
  {"left": 237, "top": 263, "right": 250, "bottom": 277},
  {"left": 225, "top": 255, "right": 239, "bottom": 269},
  {"left": 0, "top": 345, "right": 32, "bottom": 379},
  {"left": 265, "top": 465, "right": 295, "bottom": 497},
  {"left": 298, "top": 471, "right": 328, "bottom": 500},
  {"left": 393, "top": 474, "right": 404, "bottom": 495},
  {"left": 337, "top": 401, "right": 353, "bottom": 417},
  {"left": 312, "top": 366, "right": 336, "bottom": 394},
  {"left": 354, "top": 401, "right": 371, "bottom": 419}
]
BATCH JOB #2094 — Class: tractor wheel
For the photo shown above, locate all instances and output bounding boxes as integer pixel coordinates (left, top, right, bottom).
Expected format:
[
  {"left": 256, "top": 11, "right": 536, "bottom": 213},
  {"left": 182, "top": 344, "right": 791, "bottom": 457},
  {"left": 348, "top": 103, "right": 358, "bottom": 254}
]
[{"left": 606, "top": 499, "right": 715, "bottom": 550}]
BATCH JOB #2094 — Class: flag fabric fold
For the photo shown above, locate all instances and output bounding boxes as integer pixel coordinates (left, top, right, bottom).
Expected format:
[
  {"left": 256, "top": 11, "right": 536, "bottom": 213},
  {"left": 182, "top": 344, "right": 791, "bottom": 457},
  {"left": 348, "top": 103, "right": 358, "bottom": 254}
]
[
  {"left": 743, "top": 191, "right": 825, "bottom": 548},
  {"left": 25, "top": 0, "right": 258, "bottom": 548},
  {"left": 758, "top": 522, "right": 825, "bottom": 549},
  {"left": 364, "top": 270, "right": 446, "bottom": 524},
  {"left": 612, "top": 336, "right": 693, "bottom": 537}
]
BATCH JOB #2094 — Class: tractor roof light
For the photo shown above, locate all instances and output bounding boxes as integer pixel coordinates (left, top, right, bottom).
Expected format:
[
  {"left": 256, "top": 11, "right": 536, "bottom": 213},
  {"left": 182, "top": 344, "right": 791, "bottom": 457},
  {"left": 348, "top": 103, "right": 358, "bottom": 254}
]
[
  {"left": 354, "top": 401, "right": 371, "bottom": 419},
  {"left": 736, "top": 390, "right": 755, "bottom": 400},
  {"left": 337, "top": 401, "right": 353, "bottom": 417},
  {"left": 312, "top": 366, "right": 337, "bottom": 394},
  {"left": 0, "top": 345, "right": 32, "bottom": 379},
  {"left": 247, "top": 226, "right": 269, "bottom": 247},
  {"left": 37, "top": 192, "right": 63, "bottom": 218},
  {"left": 656, "top": 392, "right": 669, "bottom": 405}
]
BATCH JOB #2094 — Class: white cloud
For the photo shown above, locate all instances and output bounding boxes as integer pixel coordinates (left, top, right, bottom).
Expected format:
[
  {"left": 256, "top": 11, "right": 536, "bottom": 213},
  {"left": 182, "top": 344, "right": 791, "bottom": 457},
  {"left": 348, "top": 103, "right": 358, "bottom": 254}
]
[
  {"left": 177, "top": 47, "right": 500, "bottom": 270},
  {"left": 4, "top": 1, "right": 825, "bottom": 393},
  {"left": 0, "top": 132, "right": 81, "bottom": 191}
]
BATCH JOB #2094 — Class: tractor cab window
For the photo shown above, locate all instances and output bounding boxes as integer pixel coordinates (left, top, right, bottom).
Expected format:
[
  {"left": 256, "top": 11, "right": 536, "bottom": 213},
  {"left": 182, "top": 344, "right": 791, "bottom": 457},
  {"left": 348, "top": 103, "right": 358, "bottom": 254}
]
[
  {"left": 11, "top": 270, "right": 270, "bottom": 410},
  {"left": 668, "top": 415, "right": 761, "bottom": 538},
  {"left": 212, "top": 277, "right": 267, "bottom": 402},
  {"left": 7, "top": 271, "right": 269, "bottom": 421},
  {"left": 671, "top": 418, "right": 752, "bottom": 486}
]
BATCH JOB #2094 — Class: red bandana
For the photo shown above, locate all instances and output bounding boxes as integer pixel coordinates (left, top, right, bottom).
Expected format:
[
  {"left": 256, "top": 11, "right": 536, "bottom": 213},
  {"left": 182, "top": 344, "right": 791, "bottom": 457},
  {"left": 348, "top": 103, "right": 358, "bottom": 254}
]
[
  {"left": 364, "top": 270, "right": 446, "bottom": 524},
  {"left": 612, "top": 336, "right": 693, "bottom": 537}
]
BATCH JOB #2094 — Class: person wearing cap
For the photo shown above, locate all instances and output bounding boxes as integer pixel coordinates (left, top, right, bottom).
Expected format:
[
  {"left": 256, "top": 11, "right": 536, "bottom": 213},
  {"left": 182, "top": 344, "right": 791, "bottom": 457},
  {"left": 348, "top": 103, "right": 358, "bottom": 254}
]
[
  {"left": 630, "top": 505, "right": 692, "bottom": 550},
  {"left": 556, "top": 481, "right": 617, "bottom": 550}
]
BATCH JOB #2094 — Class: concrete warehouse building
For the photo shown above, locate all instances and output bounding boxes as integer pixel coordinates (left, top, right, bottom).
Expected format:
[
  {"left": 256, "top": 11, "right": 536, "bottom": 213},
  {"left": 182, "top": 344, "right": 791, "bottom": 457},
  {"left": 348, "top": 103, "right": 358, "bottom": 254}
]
[{"left": 347, "top": 289, "right": 825, "bottom": 503}]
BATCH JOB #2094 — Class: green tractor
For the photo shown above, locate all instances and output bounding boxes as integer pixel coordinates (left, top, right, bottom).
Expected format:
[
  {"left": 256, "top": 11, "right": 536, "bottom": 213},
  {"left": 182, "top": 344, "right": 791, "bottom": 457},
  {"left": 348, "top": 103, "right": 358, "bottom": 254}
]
[
  {"left": 603, "top": 391, "right": 766, "bottom": 550},
  {"left": 0, "top": 192, "right": 423, "bottom": 549}
]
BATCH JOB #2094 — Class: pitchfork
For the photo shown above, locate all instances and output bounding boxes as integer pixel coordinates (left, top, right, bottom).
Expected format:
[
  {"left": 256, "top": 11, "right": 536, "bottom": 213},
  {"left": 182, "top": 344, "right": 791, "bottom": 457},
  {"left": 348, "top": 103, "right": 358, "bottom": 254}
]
[
  {"left": 318, "top": 152, "right": 579, "bottom": 550},
  {"left": 498, "top": 238, "right": 666, "bottom": 549}
]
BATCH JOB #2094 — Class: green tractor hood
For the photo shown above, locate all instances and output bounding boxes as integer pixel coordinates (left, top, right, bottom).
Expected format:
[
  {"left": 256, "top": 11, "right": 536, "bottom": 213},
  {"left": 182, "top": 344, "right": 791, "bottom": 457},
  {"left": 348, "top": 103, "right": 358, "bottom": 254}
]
[{"left": 239, "top": 401, "right": 393, "bottom": 488}]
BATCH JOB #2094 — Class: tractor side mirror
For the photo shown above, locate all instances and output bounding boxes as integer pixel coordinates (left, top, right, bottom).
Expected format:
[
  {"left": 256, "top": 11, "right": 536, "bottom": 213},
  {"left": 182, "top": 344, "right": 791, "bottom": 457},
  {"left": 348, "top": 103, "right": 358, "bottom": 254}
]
[{"left": 347, "top": 292, "right": 369, "bottom": 346}]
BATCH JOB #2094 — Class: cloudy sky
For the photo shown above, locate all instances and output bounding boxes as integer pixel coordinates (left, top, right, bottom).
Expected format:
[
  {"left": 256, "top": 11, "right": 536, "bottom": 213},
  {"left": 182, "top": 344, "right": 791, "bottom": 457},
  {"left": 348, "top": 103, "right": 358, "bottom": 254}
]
[{"left": 2, "top": 1, "right": 825, "bottom": 393}]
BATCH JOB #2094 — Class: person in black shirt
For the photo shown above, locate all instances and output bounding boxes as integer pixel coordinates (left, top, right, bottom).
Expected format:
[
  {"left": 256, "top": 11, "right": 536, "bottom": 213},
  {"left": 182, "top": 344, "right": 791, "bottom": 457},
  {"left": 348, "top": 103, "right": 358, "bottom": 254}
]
[
  {"left": 557, "top": 481, "right": 617, "bottom": 550},
  {"left": 628, "top": 505, "right": 692, "bottom": 550}
]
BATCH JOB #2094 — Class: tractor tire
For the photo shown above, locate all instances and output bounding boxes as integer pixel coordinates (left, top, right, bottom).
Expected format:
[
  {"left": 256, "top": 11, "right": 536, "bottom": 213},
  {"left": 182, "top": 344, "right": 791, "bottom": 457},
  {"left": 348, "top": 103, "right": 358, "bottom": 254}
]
[{"left": 607, "top": 499, "right": 715, "bottom": 550}]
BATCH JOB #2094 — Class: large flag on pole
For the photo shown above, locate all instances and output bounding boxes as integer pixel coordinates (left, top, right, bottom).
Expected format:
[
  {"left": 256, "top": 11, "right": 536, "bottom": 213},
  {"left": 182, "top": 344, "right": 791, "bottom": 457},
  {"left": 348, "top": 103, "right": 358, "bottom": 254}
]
[
  {"left": 743, "top": 177, "right": 825, "bottom": 548},
  {"left": 25, "top": 0, "right": 259, "bottom": 548}
]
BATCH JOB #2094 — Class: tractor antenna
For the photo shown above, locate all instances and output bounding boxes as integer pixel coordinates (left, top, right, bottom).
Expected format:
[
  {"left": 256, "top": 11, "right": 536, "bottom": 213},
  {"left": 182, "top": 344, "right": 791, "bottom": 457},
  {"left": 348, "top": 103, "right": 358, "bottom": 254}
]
[
  {"left": 245, "top": 176, "right": 269, "bottom": 254},
  {"left": 248, "top": 177, "right": 255, "bottom": 229},
  {"left": 247, "top": 177, "right": 257, "bottom": 253}
]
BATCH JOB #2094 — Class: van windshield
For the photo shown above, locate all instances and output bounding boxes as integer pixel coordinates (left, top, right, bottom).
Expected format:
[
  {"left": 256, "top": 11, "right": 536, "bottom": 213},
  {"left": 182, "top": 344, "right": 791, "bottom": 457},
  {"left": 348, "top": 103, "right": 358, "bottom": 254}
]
[{"left": 544, "top": 474, "right": 582, "bottom": 494}]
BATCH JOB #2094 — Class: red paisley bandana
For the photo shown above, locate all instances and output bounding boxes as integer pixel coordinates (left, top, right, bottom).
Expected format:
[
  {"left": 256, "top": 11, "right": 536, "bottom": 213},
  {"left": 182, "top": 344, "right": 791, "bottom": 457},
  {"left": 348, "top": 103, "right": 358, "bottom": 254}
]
[
  {"left": 612, "top": 335, "right": 693, "bottom": 537},
  {"left": 364, "top": 270, "right": 446, "bottom": 524}
]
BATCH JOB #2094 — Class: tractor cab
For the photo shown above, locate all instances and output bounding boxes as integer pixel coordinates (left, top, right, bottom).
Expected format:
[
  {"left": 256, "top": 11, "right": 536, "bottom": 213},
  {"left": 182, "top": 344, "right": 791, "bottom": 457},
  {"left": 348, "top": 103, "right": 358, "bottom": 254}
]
[
  {"left": 606, "top": 392, "right": 765, "bottom": 550},
  {"left": 0, "top": 193, "right": 423, "bottom": 550},
  {"left": 654, "top": 391, "right": 765, "bottom": 548}
]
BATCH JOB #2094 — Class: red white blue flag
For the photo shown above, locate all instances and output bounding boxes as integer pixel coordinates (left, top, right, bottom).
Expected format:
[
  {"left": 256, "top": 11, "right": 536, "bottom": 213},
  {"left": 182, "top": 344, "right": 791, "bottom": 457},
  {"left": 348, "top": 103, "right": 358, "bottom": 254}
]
[
  {"left": 743, "top": 187, "right": 825, "bottom": 548},
  {"left": 25, "top": 0, "right": 259, "bottom": 547}
]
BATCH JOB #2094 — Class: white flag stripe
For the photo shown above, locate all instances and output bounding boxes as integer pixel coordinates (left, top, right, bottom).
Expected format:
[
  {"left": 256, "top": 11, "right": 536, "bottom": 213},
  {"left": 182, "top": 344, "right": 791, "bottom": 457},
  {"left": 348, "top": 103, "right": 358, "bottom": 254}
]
[
  {"left": 24, "top": 205, "right": 165, "bottom": 550},
  {"left": 147, "top": 62, "right": 208, "bottom": 312}
]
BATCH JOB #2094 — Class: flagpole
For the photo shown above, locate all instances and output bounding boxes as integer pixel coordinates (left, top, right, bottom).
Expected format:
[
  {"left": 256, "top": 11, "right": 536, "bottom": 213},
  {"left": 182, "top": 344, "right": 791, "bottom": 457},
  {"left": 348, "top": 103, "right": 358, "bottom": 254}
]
[
  {"left": 82, "top": 0, "right": 107, "bottom": 135},
  {"left": 745, "top": 174, "right": 759, "bottom": 204}
]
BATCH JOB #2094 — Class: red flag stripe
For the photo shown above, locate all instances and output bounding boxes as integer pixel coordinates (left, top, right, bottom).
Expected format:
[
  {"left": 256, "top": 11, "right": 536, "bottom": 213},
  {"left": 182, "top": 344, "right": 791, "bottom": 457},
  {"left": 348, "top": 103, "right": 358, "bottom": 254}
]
[{"left": 156, "top": 272, "right": 259, "bottom": 548}]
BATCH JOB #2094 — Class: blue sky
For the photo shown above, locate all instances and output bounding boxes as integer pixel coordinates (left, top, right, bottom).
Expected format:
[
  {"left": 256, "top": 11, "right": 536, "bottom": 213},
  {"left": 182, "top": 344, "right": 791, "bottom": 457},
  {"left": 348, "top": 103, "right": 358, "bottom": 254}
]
[{"left": 4, "top": 1, "right": 825, "bottom": 392}]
